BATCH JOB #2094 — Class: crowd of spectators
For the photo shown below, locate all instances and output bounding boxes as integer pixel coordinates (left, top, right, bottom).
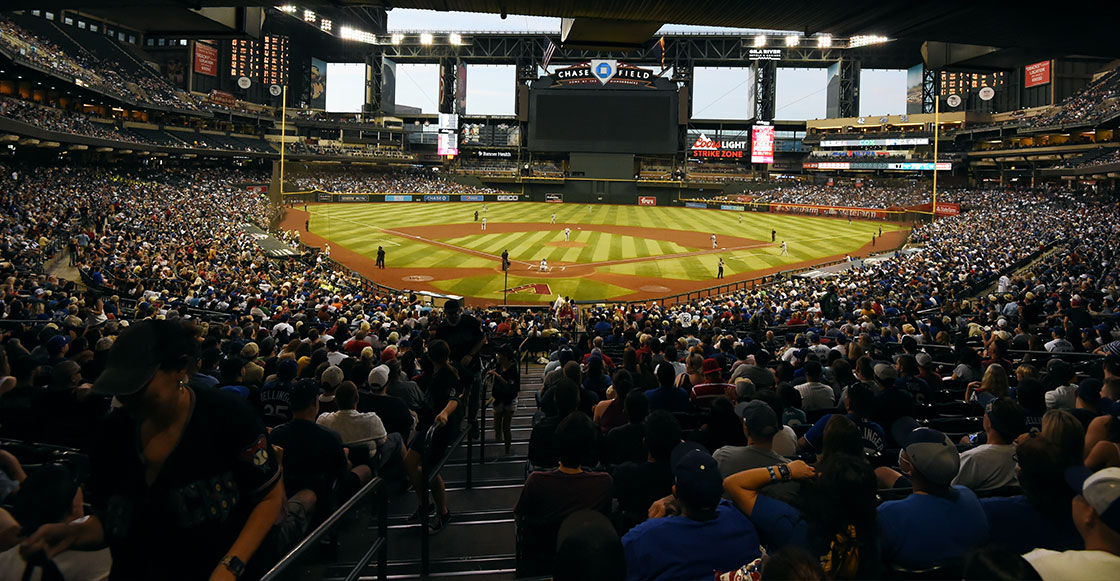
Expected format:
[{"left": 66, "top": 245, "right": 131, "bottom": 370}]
[
  {"left": 290, "top": 169, "right": 502, "bottom": 194},
  {"left": 0, "top": 158, "right": 1119, "bottom": 578},
  {"left": 0, "top": 16, "right": 199, "bottom": 112},
  {"left": 1031, "top": 69, "right": 1120, "bottom": 128},
  {"left": 746, "top": 183, "right": 976, "bottom": 209},
  {"left": 0, "top": 97, "right": 143, "bottom": 144}
]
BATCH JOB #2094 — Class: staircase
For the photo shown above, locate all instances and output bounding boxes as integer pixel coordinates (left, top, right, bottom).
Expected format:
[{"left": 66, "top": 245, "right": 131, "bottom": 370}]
[{"left": 318, "top": 365, "right": 543, "bottom": 580}]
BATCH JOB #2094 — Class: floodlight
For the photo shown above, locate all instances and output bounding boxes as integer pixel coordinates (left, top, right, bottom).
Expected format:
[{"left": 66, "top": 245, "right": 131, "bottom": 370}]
[
  {"left": 420, "top": 33, "right": 433, "bottom": 45},
  {"left": 785, "top": 35, "right": 799, "bottom": 47},
  {"left": 753, "top": 35, "right": 766, "bottom": 47}
]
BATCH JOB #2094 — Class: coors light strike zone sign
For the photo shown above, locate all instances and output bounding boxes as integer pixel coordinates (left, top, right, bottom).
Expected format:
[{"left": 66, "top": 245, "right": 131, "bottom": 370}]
[{"left": 690, "top": 133, "right": 748, "bottom": 159}]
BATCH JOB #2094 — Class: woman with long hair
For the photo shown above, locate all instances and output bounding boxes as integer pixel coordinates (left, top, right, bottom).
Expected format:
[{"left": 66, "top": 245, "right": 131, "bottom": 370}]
[
  {"left": 964, "top": 364, "right": 1010, "bottom": 406},
  {"left": 724, "top": 452, "right": 881, "bottom": 579}
]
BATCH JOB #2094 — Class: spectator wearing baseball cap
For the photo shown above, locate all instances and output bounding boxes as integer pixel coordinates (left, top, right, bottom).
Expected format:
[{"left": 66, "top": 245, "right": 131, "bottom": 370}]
[
  {"left": 623, "top": 442, "right": 761, "bottom": 581},
  {"left": 877, "top": 427, "right": 989, "bottom": 571},
  {"left": 1044, "top": 359, "right": 1078, "bottom": 410},
  {"left": 954, "top": 397, "right": 1027, "bottom": 492},
  {"left": 1023, "top": 467, "right": 1120, "bottom": 579},
  {"left": 22, "top": 320, "right": 284, "bottom": 580},
  {"left": 357, "top": 364, "right": 414, "bottom": 441},
  {"left": 915, "top": 352, "right": 943, "bottom": 391},
  {"left": 690, "top": 358, "right": 732, "bottom": 408},
  {"left": 714, "top": 400, "right": 789, "bottom": 477}
]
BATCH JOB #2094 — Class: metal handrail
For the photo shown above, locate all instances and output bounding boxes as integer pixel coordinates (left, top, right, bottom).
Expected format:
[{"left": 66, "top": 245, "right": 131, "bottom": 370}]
[
  {"left": 417, "top": 363, "right": 489, "bottom": 578},
  {"left": 259, "top": 476, "right": 389, "bottom": 581}
]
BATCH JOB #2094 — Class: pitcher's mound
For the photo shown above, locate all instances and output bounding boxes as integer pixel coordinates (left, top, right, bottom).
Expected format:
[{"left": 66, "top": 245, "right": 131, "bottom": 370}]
[{"left": 545, "top": 241, "right": 588, "bottom": 248}]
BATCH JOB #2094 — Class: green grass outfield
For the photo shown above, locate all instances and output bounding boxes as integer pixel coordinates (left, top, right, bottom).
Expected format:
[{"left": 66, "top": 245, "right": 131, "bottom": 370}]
[{"left": 307, "top": 202, "right": 906, "bottom": 302}]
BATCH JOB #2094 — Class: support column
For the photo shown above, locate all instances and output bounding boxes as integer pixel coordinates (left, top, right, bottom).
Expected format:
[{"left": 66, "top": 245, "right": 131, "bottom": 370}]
[
  {"left": 752, "top": 59, "right": 777, "bottom": 121},
  {"left": 837, "top": 57, "right": 861, "bottom": 118}
]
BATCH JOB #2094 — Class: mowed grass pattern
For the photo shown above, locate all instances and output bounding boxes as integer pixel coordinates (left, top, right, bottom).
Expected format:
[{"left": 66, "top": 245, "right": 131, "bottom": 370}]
[
  {"left": 306, "top": 202, "right": 907, "bottom": 299},
  {"left": 442, "top": 230, "right": 696, "bottom": 264}
]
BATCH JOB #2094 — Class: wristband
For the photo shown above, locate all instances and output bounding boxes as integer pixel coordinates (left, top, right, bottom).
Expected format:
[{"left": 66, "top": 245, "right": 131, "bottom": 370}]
[
  {"left": 777, "top": 464, "right": 792, "bottom": 481},
  {"left": 766, "top": 466, "right": 778, "bottom": 482}
]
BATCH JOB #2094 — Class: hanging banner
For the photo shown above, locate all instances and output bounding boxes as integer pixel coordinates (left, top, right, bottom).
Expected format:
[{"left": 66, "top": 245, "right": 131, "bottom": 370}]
[
  {"left": 1024, "top": 60, "right": 1051, "bottom": 88},
  {"left": 193, "top": 42, "right": 218, "bottom": 77}
]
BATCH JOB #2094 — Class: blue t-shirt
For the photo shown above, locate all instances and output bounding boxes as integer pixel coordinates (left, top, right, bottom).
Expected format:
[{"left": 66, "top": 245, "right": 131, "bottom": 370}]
[
  {"left": 980, "top": 495, "right": 1081, "bottom": 554},
  {"left": 749, "top": 494, "right": 810, "bottom": 550},
  {"left": 622, "top": 500, "right": 761, "bottom": 581},
  {"left": 804, "top": 414, "right": 886, "bottom": 456},
  {"left": 878, "top": 487, "right": 989, "bottom": 569}
]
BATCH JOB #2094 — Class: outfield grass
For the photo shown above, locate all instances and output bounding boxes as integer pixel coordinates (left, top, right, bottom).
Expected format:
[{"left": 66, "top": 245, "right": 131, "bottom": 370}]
[{"left": 306, "top": 202, "right": 906, "bottom": 301}]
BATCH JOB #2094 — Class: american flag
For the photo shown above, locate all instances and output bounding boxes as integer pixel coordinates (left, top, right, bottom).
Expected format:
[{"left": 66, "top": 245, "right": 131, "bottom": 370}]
[{"left": 542, "top": 38, "right": 557, "bottom": 72}]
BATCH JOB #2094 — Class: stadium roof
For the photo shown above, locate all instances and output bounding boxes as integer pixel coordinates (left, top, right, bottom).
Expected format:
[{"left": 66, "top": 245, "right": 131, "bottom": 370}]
[{"left": 8, "top": 1, "right": 1116, "bottom": 60}]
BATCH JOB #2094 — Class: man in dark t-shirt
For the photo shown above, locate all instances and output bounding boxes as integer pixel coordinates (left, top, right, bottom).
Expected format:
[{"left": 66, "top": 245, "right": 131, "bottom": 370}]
[
  {"left": 360, "top": 364, "right": 415, "bottom": 440},
  {"left": 270, "top": 382, "right": 348, "bottom": 507},
  {"left": 611, "top": 411, "right": 679, "bottom": 535},
  {"left": 436, "top": 299, "right": 485, "bottom": 416}
]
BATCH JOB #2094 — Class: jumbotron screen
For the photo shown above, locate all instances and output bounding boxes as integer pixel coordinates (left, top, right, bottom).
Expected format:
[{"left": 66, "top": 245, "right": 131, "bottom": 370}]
[
  {"left": 528, "top": 89, "right": 678, "bottom": 154},
  {"left": 751, "top": 124, "right": 775, "bottom": 163}
]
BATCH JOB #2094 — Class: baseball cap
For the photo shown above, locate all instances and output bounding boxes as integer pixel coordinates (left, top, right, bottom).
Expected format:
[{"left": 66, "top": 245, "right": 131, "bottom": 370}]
[
  {"left": 320, "top": 365, "right": 344, "bottom": 388},
  {"left": 1066, "top": 466, "right": 1120, "bottom": 532},
  {"left": 701, "top": 358, "right": 722, "bottom": 377},
  {"left": 46, "top": 334, "right": 71, "bottom": 353},
  {"left": 444, "top": 299, "right": 461, "bottom": 312},
  {"left": 92, "top": 320, "right": 180, "bottom": 397},
  {"left": 915, "top": 352, "right": 933, "bottom": 368},
  {"left": 368, "top": 364, "right": 389, "bottom": 390},
  {"left": 735, "top": 399, "right": 779, "bottom": 439},
  {"left": 381, "top": 346, "right": 397, "bottom": 362},
  {"left": 670, "top": 442, "right": 723, "bottom": 514},
  {"left": 873, "top": 363, "right": 898, "bottom": 381},
  {"left": 900, "top": 427, "right": 960, "bottom": 487}
]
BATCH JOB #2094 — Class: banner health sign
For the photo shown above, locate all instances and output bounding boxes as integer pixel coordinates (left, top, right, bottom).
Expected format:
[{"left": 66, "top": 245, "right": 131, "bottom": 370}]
[
  {"left": 460, "top": 195, "right": 484, "bottom": 202},
  {"left": 685, "top": 202, "right": 708, "bottom": 209},
  {"left": 385, "top": 195, "right": 412, "bottom": 202},
  {"left": 424, "top": 195, "right": 450, "bottom": 202},
  {"left": 720, "top": 205, "right": 745, "bottom": 211}
]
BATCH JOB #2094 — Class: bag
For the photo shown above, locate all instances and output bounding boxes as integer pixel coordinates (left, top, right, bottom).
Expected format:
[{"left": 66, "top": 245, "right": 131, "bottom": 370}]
[{"left": 820, "top": 524, "right": 861, "bottom": 579}]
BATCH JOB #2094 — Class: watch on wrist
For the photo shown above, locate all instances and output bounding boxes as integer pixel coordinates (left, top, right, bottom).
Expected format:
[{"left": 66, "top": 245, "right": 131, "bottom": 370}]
[{"left": 221, "top": 555, "right": 245, "bottom": 578}]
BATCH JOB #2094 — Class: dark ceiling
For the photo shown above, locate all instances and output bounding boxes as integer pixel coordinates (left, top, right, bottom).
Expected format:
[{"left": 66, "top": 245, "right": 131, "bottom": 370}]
[{"left": 4, "top": 1, "right": 1116, "bottom": 59}]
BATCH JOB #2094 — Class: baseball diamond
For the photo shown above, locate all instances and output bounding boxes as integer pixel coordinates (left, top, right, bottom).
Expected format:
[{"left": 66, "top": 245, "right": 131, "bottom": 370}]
[{"left": 284, "top": 201, "right": 908, "bottom": 304}]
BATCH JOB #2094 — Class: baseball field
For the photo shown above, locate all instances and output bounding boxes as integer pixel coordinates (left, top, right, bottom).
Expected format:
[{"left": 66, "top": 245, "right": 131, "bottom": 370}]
[{"left": 282, "top": 202, "right": 908, "bottom": 305}]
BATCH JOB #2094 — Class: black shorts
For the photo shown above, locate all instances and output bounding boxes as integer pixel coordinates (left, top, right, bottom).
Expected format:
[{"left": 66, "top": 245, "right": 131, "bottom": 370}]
[{"left": 409, "top": 422, "right": 454, "bottom": 463}]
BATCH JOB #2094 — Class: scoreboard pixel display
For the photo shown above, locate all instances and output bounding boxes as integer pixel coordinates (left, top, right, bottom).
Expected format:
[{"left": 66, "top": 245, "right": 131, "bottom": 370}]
[{"left": 528, "top": 89, "right": 678, "bottom": 154}]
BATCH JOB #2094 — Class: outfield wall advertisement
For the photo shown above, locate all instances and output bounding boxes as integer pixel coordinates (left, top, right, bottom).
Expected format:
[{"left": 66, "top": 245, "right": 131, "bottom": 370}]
[
  {"left": 546, "top": 194, "right": 564, "bottom": 202},
  {"left": 638, "top": 196, "right": 657, "bottom": 206},
  {"left": 768, "top": 203, "right": 891, "bottom": 220}
]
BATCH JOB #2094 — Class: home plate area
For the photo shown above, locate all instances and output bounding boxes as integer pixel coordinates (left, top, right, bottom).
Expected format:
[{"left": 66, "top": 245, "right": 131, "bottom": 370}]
[{"left": 503, "top": 283, "right": 552, "bottom": 295}]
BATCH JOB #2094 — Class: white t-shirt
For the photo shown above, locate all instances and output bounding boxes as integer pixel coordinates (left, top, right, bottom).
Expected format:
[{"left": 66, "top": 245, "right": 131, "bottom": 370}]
[
  {"left": 952, "top": 443, "right": 1018, "bottom": 491},
  {"left": 1045, "top": 385, "right": 1078, "bottom": 410},
  {"left": 795, "top": 382, "right": 836, "bottom": 411},
  {"left": 0, "top": 522, "right": 111, "bottom": 581},
  {"left": 317, "top": 409, "right": 388, "bottom": 448},
  {"left": 772, "top": 425, "right": 797, "bottom": 458},
  {"left": 1023, "top": 549, "right": 1120, "bottom": 581}
]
